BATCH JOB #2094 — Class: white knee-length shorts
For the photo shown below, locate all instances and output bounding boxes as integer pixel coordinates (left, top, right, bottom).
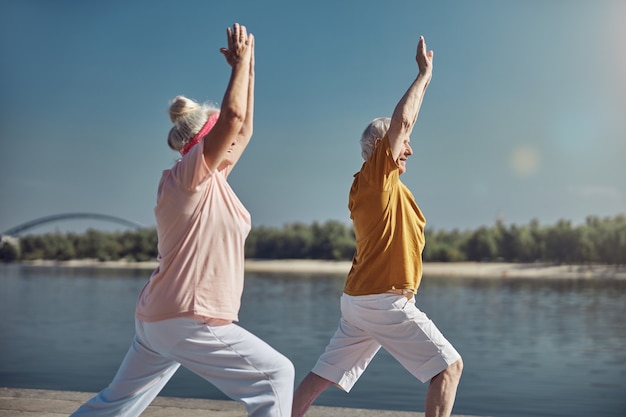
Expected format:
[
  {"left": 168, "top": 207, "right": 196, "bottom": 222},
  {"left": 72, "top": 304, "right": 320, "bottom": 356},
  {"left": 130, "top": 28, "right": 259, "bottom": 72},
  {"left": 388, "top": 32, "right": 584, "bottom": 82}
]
[
  {"left": 312, "top": 293, "right": 461, "bottom": 392},
  {"left": 71, "top": 317, "right": 294, "bottom": 417}
]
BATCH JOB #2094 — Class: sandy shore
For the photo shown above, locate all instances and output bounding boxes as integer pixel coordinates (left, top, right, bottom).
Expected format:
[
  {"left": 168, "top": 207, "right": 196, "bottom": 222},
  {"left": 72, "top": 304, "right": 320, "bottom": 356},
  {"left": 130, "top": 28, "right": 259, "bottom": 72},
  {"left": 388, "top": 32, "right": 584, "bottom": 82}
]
[
  {"left": 17, "top": 259, "right": 626, "bottom": 279},
  {"left": 246, "top": 259, "right": 626, "bottom": 279}
]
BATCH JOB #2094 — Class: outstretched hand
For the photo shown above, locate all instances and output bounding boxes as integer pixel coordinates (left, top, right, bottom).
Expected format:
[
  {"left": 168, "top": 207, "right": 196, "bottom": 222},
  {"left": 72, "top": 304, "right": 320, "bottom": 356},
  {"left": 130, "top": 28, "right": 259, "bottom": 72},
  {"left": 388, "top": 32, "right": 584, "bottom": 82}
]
[
  {"left": 220, "top": 23, "right": 253, "bottom": 67},
  {"left": 416, "top": 35, "right": 434, "bottom": 76}
]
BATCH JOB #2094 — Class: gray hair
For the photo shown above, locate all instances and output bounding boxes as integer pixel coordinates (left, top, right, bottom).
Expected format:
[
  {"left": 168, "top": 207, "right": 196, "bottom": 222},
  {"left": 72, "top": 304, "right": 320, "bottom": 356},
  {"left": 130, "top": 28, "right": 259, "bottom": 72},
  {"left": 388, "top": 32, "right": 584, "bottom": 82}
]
[
  {"left": 167, "top": 96, "right": 219, "bottom": 151},
  {"left": 360, "top": 117, "right": 391, "bottom": 160}
]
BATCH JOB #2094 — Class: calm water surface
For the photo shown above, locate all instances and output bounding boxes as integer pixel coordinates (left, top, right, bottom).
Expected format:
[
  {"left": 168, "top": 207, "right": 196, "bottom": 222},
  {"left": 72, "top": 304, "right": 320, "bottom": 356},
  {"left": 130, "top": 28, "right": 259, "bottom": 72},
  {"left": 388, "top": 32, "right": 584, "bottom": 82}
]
[{"left": 1, "top": 264, "right": 625, "bottom": 417}]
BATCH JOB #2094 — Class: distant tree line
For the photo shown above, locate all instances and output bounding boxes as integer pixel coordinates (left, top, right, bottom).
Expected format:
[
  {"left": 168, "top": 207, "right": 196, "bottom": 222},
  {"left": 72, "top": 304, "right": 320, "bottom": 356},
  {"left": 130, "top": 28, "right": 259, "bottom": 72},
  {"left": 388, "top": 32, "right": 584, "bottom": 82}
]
[
  {"left": 1, "top": 215, "right": 624, "bottom": 265},
  {"left": 423, "top": 215, "right": 626, "bottom": 265},
  {"left": 0, "top": 228, "right": 159, "bottom": 263}
]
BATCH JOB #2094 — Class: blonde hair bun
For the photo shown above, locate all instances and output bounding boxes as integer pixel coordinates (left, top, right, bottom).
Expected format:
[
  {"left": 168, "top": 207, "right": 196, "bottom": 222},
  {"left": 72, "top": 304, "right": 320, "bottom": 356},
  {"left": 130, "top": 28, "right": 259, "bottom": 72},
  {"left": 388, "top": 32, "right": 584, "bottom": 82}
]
[
  {"left": 168, "top": 96, "right": 201, "bottom": 124},
  {"left": 166, "top": 96, "right": 219, "bottom": 152}
]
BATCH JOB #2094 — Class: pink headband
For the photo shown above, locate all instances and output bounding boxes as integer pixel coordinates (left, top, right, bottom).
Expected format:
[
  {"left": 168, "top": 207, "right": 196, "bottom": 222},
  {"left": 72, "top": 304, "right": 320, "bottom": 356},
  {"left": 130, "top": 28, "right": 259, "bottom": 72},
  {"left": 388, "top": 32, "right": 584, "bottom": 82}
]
[{"left": 180, "top": 112, "right": 219, "bottom": 156}]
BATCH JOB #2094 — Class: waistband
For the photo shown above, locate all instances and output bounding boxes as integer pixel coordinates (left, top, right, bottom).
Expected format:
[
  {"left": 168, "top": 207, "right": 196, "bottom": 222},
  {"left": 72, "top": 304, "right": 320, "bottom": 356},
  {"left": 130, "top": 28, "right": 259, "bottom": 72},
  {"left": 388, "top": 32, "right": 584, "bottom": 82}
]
[{"left": 386, "top": 288, "right": 414, "bottom": 299}]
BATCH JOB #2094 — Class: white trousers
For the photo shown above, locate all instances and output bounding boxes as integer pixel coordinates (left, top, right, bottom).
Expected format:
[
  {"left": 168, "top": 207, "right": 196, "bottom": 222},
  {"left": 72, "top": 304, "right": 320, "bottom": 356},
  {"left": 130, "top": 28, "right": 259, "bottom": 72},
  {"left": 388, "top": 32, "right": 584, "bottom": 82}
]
[{"left": 71, "top": 317, "right": 294, "bottom": 417}]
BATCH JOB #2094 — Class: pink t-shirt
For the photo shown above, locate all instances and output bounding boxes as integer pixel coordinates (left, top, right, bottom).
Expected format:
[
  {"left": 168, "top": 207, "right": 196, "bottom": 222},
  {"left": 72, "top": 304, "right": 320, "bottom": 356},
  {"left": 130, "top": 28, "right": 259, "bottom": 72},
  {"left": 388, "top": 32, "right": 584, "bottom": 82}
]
[{"left": 135, "top": 142, "right": 251, "bottom": 322}]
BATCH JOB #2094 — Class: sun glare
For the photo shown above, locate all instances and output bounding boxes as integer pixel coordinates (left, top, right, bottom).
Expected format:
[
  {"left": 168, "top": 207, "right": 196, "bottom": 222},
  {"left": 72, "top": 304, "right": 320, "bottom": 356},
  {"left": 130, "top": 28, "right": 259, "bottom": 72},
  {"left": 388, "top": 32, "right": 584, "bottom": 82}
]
[{"left": 510, "top": 145, "right": 540, "bottom": 178}]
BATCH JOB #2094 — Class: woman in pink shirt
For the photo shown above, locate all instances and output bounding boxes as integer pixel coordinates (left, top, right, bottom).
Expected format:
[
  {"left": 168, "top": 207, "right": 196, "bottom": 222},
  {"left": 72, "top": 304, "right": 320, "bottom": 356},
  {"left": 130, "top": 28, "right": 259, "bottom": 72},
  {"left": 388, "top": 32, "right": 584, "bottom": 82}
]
[{"left": 71, "top": 23, "right": 294, "bottom": 417}]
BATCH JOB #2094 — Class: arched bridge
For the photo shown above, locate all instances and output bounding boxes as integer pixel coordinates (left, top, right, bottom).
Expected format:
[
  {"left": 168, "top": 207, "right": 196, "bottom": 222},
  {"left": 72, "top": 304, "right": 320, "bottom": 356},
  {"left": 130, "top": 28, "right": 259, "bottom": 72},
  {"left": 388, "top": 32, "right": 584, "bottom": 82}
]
[{"left": 2, "top": 213, "right": 146, "bottom": 236}]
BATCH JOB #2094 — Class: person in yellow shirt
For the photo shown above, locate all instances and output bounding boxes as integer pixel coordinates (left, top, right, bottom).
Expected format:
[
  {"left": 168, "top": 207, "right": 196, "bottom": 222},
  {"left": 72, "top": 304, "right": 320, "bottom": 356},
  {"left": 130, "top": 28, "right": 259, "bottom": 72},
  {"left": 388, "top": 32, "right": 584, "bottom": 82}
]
[{"left": 292, "top": 36, "right": 463, "bottom": 417}]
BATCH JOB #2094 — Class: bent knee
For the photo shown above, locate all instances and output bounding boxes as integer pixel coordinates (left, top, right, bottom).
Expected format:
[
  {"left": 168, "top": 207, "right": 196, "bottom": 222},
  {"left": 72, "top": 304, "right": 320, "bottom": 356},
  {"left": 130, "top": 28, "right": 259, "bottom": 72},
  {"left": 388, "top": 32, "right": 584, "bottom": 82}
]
[
  {"left": 446, "top": 358, "right": 463, "bottom": 378},
  {"left": 273, "top": 354, "right": 295, "bottom": 382}
]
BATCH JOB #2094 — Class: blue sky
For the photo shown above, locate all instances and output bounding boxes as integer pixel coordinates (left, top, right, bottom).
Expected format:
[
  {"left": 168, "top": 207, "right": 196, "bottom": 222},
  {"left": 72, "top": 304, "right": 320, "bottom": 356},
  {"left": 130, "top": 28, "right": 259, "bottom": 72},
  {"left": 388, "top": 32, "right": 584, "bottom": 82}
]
[{"left": 1, "top": 0, "right": 625, "bottom": 234}]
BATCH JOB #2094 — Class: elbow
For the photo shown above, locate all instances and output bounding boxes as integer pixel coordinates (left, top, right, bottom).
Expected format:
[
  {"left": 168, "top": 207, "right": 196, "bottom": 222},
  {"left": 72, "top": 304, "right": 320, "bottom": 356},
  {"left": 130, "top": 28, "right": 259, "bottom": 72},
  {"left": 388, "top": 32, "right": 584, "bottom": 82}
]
[
  {"left": 242, "top": 126, "right": 253, "bottom": 140},
  {"left": 238, "top": 125, "right": 253, "bottom": 142},
  {"left": 220, "top": 106, "right": 246, "bottom": 131}
]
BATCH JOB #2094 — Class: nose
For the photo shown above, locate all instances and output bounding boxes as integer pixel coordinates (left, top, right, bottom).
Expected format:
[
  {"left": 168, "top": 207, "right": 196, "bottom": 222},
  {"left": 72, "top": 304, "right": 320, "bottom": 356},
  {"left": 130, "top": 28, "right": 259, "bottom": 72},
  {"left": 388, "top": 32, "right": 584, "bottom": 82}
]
[{"left": 406, "top": 144, "right": 413, "bottom": 155}]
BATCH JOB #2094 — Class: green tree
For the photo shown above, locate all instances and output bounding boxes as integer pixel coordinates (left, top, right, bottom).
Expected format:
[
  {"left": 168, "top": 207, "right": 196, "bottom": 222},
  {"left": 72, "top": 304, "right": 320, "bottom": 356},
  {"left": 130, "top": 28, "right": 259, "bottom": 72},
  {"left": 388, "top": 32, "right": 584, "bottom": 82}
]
[
  {"left": 544, "top": 220, "right": 584, "bottom": 264},
  {"left": 526, "top": 219, "right": 546, "bottom": 262},
  {"left": 495, "top": 224, "right": 539, "bottom": 262},
  {"left": 0, "top": 238, "right": 21, "bottom": 262},
  {"left": 495, "top": 223, "right": 516, "bottom": 262},
  {"left": 119, "top": 228, "right": 158, "bottom": 261},
  {"left": 465, "top": 226, "right": 497, "bottom": 261},
  {"left": 310, "top": 220, "right": 355, "bottom": 260},
  {"left": 587, "top": 215, "right": 626, "bottom": 265},
  {"left": 512, "top": 225, "right": 538, "bottom": 262},
  {"left": 246, "top": 226, "right": 281, "bottom": 259},
  {"left": 75, "top": 229, "right": 122, "bottom": 261},
  {"left": 279, "top": 222, "right": 314, "bottom": 259},
  {"left": 423, "top": 228, "right": 467, "bottom": 262},
  {"left": 20, "top": 235, "right": 47, "bottom": 260},
  {"left": 47, "top": 233, "right": 76, "bottom": 260}
]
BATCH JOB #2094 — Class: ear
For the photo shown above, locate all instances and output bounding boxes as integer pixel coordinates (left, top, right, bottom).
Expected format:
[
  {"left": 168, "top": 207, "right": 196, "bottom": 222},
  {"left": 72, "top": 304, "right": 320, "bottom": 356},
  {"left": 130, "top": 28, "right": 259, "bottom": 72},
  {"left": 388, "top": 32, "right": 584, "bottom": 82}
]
[{"left": 374, "top": 137, "right": 382, "bottom": 146}]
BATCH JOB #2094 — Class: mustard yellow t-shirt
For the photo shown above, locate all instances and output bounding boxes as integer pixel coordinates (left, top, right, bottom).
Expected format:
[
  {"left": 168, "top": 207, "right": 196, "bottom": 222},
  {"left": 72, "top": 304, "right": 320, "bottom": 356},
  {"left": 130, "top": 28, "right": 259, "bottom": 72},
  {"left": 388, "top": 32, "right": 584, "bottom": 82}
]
[{"left": 344, "top": 135, "right": 426, "bottom": 296}]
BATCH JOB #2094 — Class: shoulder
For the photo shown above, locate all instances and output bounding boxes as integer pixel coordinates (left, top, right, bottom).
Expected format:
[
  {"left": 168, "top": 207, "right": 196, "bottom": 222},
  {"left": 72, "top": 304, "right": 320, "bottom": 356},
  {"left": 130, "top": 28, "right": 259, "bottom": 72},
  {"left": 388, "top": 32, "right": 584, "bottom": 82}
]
[
  {"left": 357, "top": 135, "right": 398, "bottom": 185},
  {"left": 168, "top": 144, "right": 214, "bottom": 190}
]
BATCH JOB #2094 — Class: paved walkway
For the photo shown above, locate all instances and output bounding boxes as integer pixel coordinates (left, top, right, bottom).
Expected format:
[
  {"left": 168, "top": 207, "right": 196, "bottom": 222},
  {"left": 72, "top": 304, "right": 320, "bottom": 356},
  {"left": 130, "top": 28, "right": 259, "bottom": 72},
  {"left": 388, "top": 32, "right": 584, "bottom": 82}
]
[{"left": 0, "top": 387, "right": 485, "bottom": 417}]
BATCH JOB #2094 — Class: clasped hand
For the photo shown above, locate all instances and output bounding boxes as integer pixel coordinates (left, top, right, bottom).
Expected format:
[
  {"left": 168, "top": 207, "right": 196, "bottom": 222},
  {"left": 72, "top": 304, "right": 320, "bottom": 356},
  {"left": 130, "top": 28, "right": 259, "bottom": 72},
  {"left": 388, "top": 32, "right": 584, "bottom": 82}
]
[{"left": 220, "top": 23, "right": 254, "bottom": 67}]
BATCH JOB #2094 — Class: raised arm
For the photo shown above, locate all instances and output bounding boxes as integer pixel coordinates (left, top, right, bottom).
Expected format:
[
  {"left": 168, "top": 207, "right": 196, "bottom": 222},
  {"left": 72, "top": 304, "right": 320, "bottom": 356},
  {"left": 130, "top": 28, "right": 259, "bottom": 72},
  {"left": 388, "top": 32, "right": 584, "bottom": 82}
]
[
  {"left": 228, "top": 34, "right": 255, "bottom": 168},
  {"left": 202, "top": 23, "right": 253, "bottom": 172},
  {"left": 387, "top": 36, "right": 434, "bottom": 161}
]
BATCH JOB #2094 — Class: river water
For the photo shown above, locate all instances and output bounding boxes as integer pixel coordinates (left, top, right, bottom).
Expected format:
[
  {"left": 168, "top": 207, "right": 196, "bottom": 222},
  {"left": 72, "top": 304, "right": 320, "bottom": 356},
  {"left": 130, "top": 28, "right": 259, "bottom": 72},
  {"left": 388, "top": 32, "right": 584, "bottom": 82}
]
[{"left": 0, "top": 264, "right": 625, "bottom": 417}]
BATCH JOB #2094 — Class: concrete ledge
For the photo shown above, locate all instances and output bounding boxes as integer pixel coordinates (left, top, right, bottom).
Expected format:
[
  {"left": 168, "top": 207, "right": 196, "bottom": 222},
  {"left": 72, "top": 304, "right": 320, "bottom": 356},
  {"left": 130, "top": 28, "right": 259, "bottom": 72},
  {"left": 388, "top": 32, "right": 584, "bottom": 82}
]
[{"left": 0, "top": 387, "right": 484, "bottom": 417}]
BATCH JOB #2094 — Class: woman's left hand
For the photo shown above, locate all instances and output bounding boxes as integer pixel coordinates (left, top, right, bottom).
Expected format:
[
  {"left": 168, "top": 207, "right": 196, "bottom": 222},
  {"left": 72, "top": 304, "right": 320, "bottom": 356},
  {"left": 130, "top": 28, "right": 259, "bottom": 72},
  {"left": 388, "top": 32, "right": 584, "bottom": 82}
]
[{"left": 220, "top": 23, "right": 252, "bottom": 67}]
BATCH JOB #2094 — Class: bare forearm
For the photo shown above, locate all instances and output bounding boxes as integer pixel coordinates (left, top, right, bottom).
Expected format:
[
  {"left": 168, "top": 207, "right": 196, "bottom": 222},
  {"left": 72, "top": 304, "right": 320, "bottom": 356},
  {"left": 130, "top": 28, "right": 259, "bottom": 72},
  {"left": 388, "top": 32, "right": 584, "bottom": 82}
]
[
  {"left": 387, "top": 35, "right": 434, "bottom": 159},
  {"left": 203, "top": 23, "right": 253, "bottom": 169},
  {"left": 221, "top": 62, "right": 250, "bottom": 129},
  {"left": 239, "top": 67, "right": 255, "bottom": 139},
  {"left": 390, "top": 71, "right": 431, "bottom": 138},
  {"left": 217, "top": 24, "right": 253, "bottom": 132}
]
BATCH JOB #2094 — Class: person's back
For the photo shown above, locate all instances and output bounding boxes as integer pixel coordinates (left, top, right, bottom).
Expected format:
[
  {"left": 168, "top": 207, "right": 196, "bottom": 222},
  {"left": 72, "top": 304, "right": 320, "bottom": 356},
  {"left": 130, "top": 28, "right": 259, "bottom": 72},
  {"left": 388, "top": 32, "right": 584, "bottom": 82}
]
[
  {"left": 70, "top": 23, "right": 294, "bottom": 417},
  {"left": 136, "top": 141, "right": 250, "bottom": 323}
]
